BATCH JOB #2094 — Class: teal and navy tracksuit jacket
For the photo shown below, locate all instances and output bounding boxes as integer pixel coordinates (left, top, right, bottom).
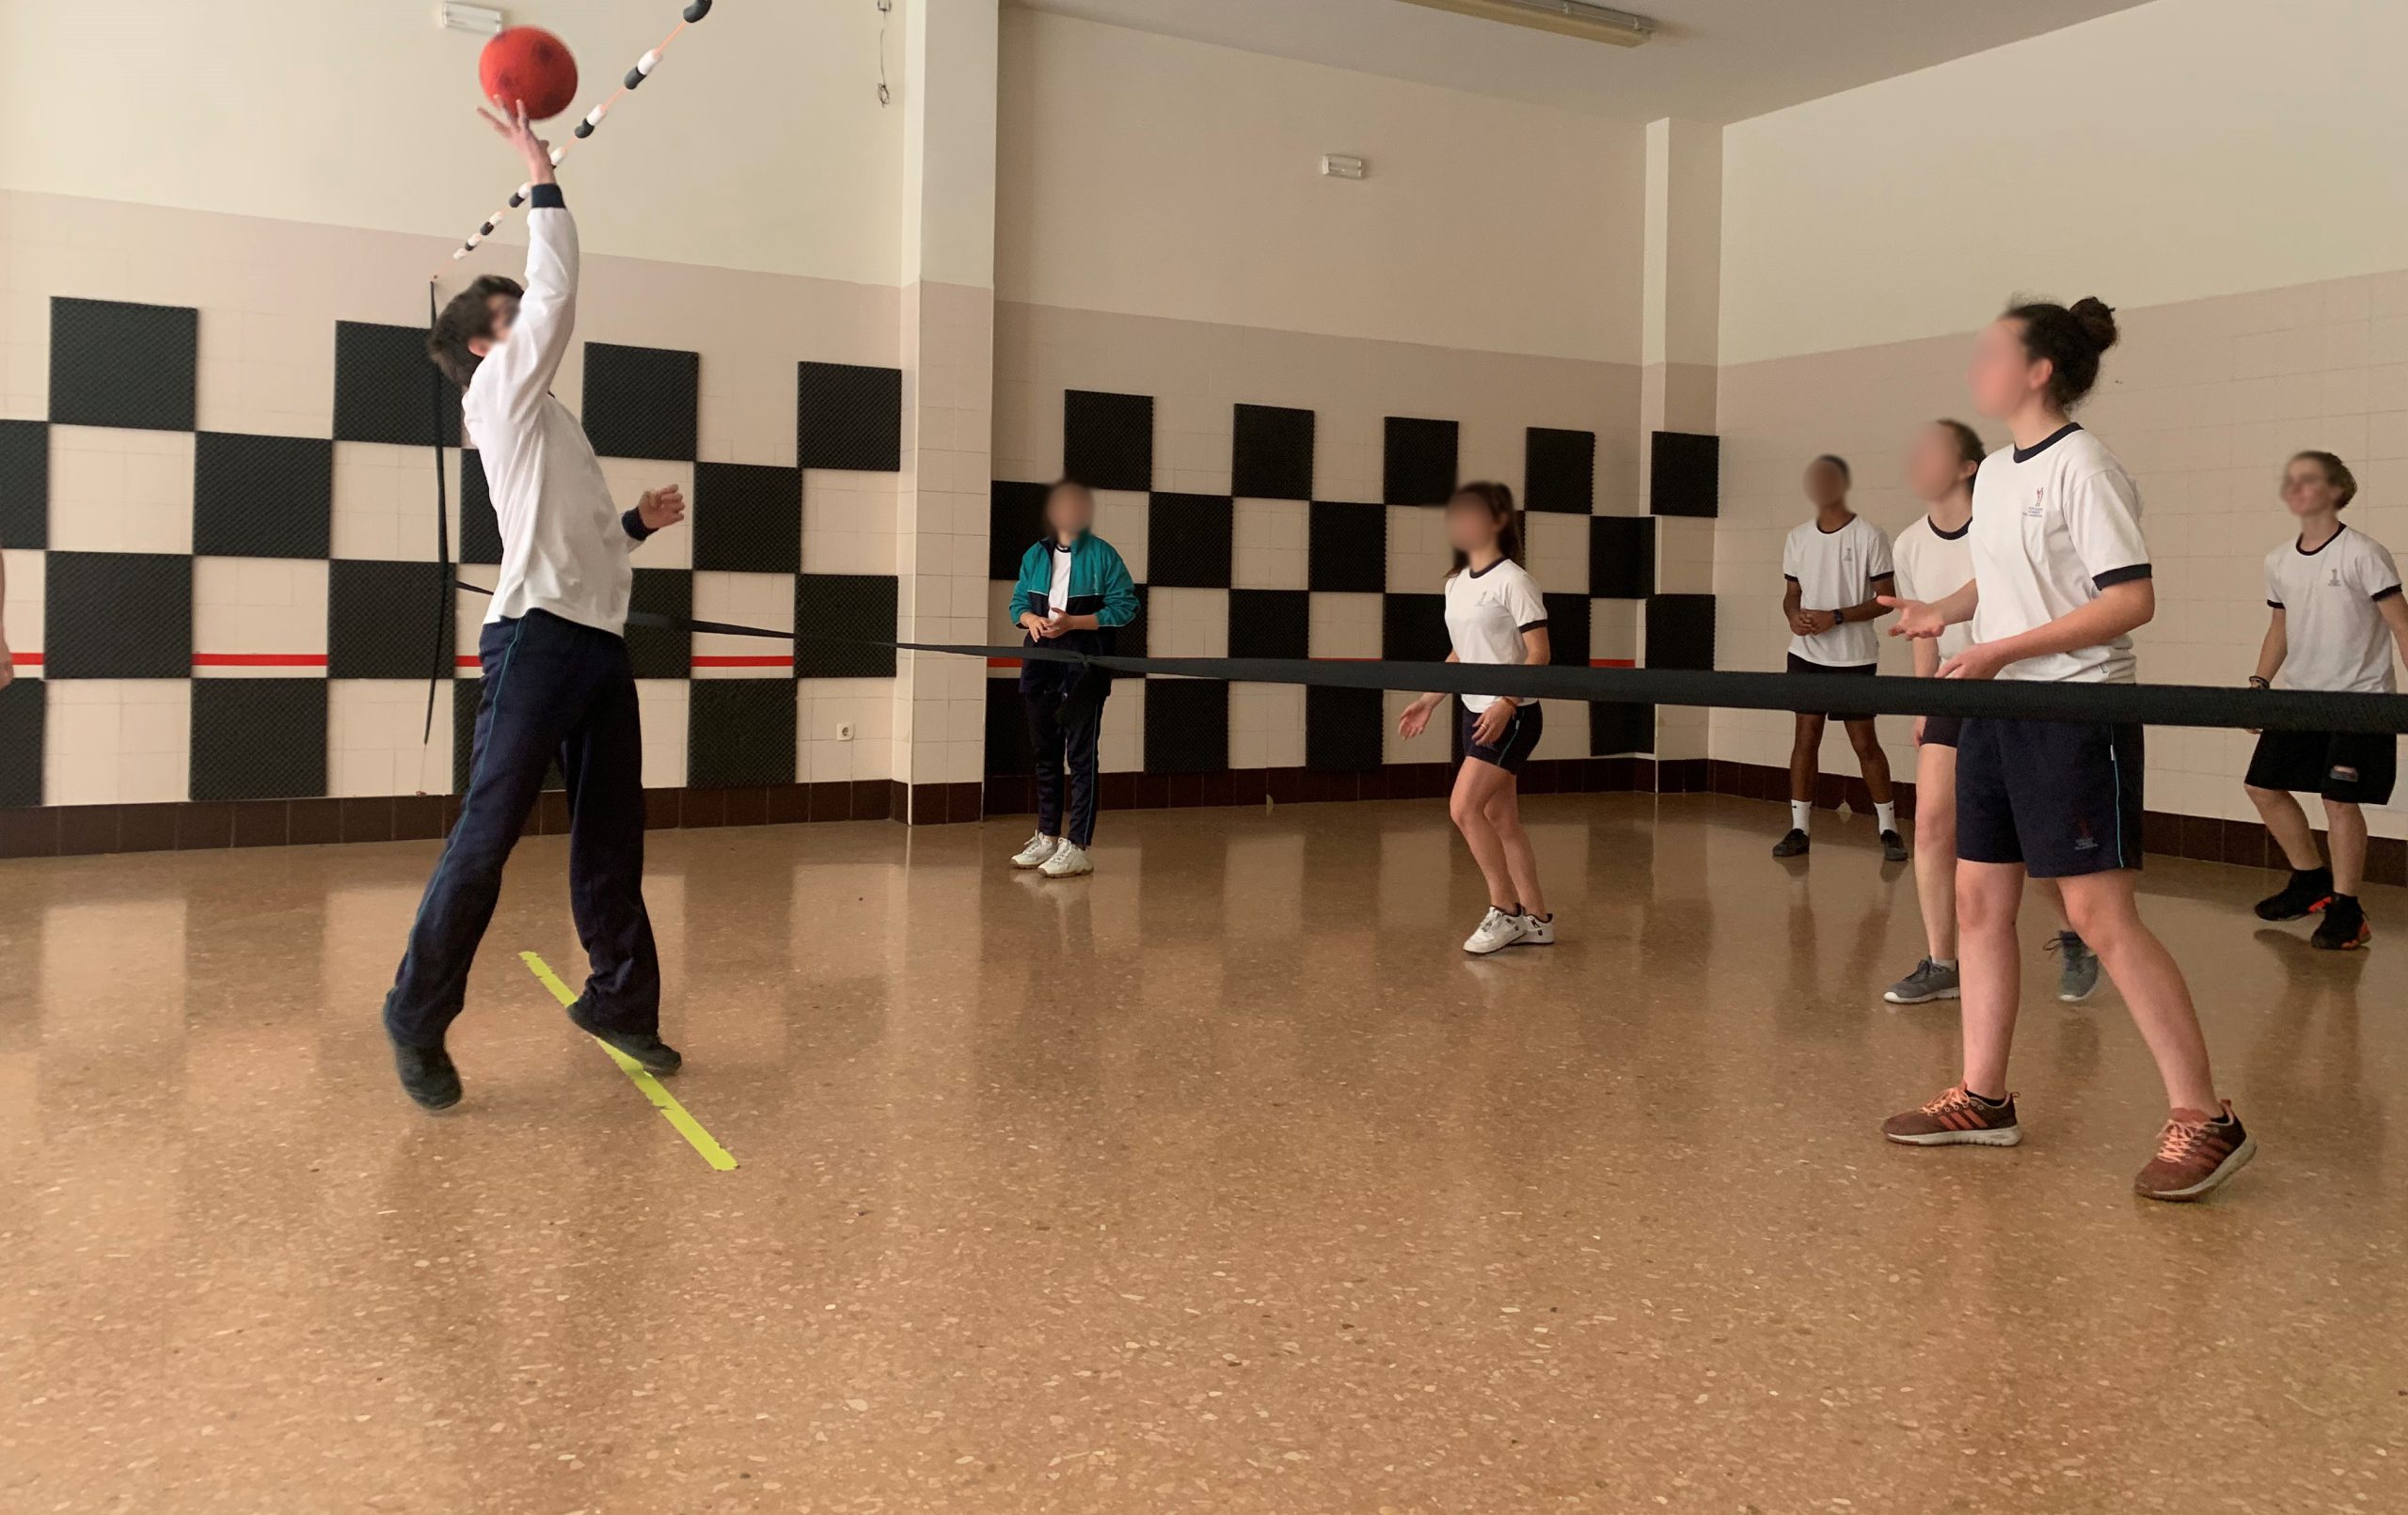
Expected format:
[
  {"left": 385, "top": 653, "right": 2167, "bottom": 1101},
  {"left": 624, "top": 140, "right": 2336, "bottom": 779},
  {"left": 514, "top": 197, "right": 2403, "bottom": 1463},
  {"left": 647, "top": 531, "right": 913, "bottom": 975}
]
[{"left": 1007, "top": 532, "right": 1139, "bottom": 694}]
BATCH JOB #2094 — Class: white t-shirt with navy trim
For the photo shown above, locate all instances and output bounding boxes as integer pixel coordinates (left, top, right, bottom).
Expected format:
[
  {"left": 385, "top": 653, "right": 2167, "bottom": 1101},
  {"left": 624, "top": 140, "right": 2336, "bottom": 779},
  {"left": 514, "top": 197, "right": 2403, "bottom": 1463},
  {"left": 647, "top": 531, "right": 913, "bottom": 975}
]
[
  {"left": 2264, "top": 524, "right": 2402, "bottom": 694},
  {"left": 1782, "top": 514, "right": 1893, "bottom": 667},
  {"left": 1445, "top": 557, "right": 1547, "bottom": 714},
  {"left": 1892, "top": 513, "right": 1977, "bottom": 662},
  {"left": 1967, "top": 425, "right": 2149, "bottom": 685}
]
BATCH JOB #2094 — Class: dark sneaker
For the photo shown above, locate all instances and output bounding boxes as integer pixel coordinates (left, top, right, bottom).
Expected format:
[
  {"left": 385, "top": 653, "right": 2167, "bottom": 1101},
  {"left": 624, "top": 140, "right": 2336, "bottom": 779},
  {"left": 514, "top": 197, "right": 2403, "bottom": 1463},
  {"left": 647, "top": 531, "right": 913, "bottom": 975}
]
[
  {"left": 2310, "top": 894, "right": 2370, "bottom": 951},
  {"left": 1879, "top": 829, "right": 1909, "bottom": 863},
  {"left": 1883, "top": 957, "right": 1961, "bottom": 1004},
  {"left": 1881, "top": 1084, "right": 2021, "bottom": 1146},
  {"left": 2049, "top": 931, "right": 2101, "bottom": 1002},
  {"left": 2132, "top": 1103, "right": 2256, "bottom": 1202},
  {"left": 2255, "top": 866, "right": 2334, "bottom": 922},
  {"left": 393, "top": 1043, "right": 462, "bottom": 1112},
  {"left": 567, "top": 1001, "right": 683, "bottom": 1076},
  {"left": 1771, "top": 829, "right": 1811, "bottom": 859}
]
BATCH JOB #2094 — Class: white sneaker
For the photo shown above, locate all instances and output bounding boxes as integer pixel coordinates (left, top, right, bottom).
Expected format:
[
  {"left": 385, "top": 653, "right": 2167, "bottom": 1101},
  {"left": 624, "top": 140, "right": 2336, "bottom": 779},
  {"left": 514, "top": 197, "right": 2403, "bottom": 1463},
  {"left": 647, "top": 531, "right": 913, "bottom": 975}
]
[
  {"left": 1038, "top": 840, "right": 1093, "bottom": 878},
  {"left": 1011, "top": 832, "right": 1060, "bottom": 869},
  {"left": 1515, "top": 913, "right": 1555, "bottom": 946},
  {"left": 1463, "top": 907, "right": 1528, "bottom": 955}
]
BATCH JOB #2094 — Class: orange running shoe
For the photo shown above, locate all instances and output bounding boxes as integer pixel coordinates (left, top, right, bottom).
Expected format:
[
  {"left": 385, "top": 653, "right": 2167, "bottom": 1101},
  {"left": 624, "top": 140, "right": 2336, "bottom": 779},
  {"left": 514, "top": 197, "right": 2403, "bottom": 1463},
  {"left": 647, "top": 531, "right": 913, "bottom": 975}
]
[
  {"left": 2132, "top": 1103, "right": 2256, "bottom": 1202},
  {"left": 1881, "top": 1084, "right": 2022, "bottom": 1147}
]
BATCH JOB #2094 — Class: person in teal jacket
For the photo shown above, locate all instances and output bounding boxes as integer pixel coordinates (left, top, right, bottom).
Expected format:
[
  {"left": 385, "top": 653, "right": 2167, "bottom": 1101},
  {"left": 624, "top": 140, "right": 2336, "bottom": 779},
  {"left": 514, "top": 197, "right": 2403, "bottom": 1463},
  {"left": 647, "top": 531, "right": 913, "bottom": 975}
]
[{"left": 1006, "top": 480, "right": 1139, "bottom": 877}]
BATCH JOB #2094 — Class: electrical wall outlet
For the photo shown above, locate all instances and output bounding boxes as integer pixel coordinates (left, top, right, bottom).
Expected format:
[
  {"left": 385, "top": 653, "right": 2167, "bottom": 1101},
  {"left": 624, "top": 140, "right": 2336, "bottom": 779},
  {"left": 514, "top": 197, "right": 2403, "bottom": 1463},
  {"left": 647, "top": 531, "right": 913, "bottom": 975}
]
[{"left": 835, "top": 722, "right": 855, "bottom": 742}]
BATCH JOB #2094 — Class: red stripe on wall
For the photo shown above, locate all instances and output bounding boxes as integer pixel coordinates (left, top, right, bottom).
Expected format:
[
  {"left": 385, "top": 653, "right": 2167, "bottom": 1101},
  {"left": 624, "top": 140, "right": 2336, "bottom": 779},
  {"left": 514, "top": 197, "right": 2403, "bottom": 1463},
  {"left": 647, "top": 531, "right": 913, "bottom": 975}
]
[
  {"left": 457, "top": 655, "right": 481, "bottom": 669},
  {"left": 691, "top": 655, "right": 796, "bottom": 669},
  {"left": 988, "top": 656, "right": 1022, "bottom": 669},
  {"left": 1590, "top": 658, "right": 1636, "bottom": 669},
  {"left": 191, "top": 653, "right": 330, "bottom": 668},
  {"left": 13, "top": 652, "right": 40, "bottom": 666}
]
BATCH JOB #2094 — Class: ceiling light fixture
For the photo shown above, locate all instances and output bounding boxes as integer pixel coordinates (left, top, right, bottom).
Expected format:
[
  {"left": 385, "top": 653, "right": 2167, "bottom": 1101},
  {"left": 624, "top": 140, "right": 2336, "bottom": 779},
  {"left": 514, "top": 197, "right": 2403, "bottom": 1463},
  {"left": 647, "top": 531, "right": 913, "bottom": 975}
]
[{"left": 1395, "top": 0, "right": 1656, "bottom": 48}]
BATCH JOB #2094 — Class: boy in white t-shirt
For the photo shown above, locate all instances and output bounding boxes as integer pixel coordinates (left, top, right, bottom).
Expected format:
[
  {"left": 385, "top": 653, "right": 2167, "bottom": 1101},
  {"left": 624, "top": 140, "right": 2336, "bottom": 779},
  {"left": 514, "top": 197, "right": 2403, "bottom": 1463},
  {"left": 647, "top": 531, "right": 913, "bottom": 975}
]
[
  {"left": 1775, "top": 455, "right": 1904, "bottom": 860},
  {"left": 1880, "top": 296, "right": 2253, "bottom": 1204},
  {"left": 2243, "top": 450, "right": 2408, "bottom": 949}
]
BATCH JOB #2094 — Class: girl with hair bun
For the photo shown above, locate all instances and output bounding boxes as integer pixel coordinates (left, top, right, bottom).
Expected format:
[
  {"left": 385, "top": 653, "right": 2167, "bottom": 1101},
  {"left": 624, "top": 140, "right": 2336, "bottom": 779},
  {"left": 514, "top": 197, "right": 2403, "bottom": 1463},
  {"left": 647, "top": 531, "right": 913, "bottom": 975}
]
[{"left": 1877, "top": 297, "right": 2257, "bottom": 1203}]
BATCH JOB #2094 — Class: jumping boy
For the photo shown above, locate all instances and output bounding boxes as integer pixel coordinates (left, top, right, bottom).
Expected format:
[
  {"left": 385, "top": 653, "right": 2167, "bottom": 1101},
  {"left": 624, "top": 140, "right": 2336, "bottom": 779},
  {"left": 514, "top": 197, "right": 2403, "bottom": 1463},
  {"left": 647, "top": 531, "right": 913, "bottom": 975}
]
[{"left": 383, "top": 101, "right": 688, "bottom": 1111}]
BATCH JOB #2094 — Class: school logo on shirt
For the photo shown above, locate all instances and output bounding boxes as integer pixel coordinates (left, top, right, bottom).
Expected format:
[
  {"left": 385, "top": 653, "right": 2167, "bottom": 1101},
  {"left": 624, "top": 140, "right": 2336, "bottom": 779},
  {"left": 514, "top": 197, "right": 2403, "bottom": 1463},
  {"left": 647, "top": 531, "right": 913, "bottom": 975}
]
[
  {"left": 2025, "top": 487, "right": 2046, "bottom": 519},
  {"left": 2329, "top": 568, "right": 2343, "bottom": 588}
]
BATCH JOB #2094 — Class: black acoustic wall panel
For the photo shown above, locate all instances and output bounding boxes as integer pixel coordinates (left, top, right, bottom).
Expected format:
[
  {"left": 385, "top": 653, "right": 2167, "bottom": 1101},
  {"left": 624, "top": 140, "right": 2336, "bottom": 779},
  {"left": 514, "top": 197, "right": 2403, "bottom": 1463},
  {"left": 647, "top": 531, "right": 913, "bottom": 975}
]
[
  {"left": 1381, "top": 592, "right": 1450, "bottom": 664},
  {"left": 985, "top": 679, "right": 1035, "bottom": 777},
  {"left": 1591, "top": 701, "right": 1655, "bottom": 756},
  {"left": 1143, "top": 679, "right": 1228, "bottom": 775},
  {"left": 1645, "top": 592, "right": 1717, "bottom": 671},
  {"left": 328, "top": 560, "right": 452, "bottom": 680},
  {"left": 1307, "top": 502, "right": 1387, "bottom": 593},
  {"left": 1305, "top": 685, "right": 1383, "bottom": 772},
  {"left": 584, "top": 342, "right": 700, "bottom": 461},
  {"left": 1651, "top": 431, "right": 1720, "bottom": 519},
  {"left": 1590, "top": 515, "right": 1656, "bottom": 599},
  {"left": 190, "top": 680, "right": 327, "bottom": 802},
  {"left": 1383, "top": 417, "right": 1458, "bottom": 506},
  {"left": 193, "top": 433, "right": 333, "bottom": 560},
  {"left": 798, "top": 361, "right": 903, "bottom": 472},
  {"left": 1542, "top": 592, "right": 1591, "bottom": 668},
  {"left": 990, "top": 480, "right": 1052, "bottom": 579},
  {"left": 1064, "top": 390, "right": 1153, "bottom": 492},
  {"left": 459, "top": 450, "right": 502, "bottom": 565},
  {"left": 626, "top": 567, "right": 694, "bottom": 679},
  {"left": 0, "top": 420, "right": 47, "bottom": 549},
  {"left": 693, "top": 462, "right": 802, "bottom": 574},
  {"left": 0, "top": 681, "right": 46, "bottom": 806},
  {"left": 688, "top": 679, "right": 799, "bottom": 788},
  {"left": 1227, "top": 589, "right": 1310, "bottom": 662},
  {"left": 45, "top": 552, "right": 192, "bottom": 679},
  {"left": 1525, "top": 428, "right": 1596, "bottom": 514},
  {"left": 1147, "top": 494, "right": 1234, "bottom": 589},
  {"left": 1231, "top": 403, "right": 1315, "bottom": 500},
  {"left": 50, "top": 297, "right": 198, "bottom": 433},
  {"left": 334, "top": 321, "right": 460, "bottom": 448},
  {"left": 794, "top": 575, "right": 897, "bottom": 678}
]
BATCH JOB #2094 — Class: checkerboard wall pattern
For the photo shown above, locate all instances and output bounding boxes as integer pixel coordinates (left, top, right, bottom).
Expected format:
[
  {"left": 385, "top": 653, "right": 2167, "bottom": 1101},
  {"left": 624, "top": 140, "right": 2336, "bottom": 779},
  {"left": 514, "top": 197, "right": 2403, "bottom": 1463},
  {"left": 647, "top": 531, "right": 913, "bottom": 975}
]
[
  {"left": 987, "top": 392, "right": 1709, "bottom": 781},
  {"left": 2, "top": 295, "right": 904, "bottom": 809}
]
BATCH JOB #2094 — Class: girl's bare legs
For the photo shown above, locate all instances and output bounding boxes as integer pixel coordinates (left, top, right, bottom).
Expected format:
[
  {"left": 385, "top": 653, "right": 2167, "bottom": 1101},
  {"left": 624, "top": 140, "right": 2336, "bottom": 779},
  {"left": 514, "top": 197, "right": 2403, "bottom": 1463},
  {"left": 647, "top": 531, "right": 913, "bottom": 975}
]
[
  {"left": 2055, "top": 870, "right": 2222, "bottom": 1112},
  {"left": 1914, "top": 742, "right": 1957, "bottom": 960},
  {"left": 1450, "top": 759, "right": 1521, "bottom": 910},
  {"left": 1481, "top": 780, "right": 1545, "bottom": 918},
  {"left": 1956, "top": 859, "right": 2026, "bottom": 1097}
]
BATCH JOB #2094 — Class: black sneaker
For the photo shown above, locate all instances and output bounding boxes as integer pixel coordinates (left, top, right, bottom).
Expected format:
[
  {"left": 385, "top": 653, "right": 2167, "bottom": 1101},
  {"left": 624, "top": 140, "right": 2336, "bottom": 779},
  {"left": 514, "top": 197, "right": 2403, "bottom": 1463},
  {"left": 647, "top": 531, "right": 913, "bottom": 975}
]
[
  {"left": 2255, "top": 866, "right": 2334, "bottom": 922},
  {"left": 1772, "top": 829, "right": 1811, "bottom": 859},
  {"left": 1879, "top": 829, "right": 1909, "bottom": 862},
  {"left": 567, "top": 1000, "right": 683, "bottom": 1075},
  {"left": 393, "top": 1043, "right": 462, "bottom": 1111},
  {"left": 2311, "top": 893, "right": 2370, "bottom": 951}
]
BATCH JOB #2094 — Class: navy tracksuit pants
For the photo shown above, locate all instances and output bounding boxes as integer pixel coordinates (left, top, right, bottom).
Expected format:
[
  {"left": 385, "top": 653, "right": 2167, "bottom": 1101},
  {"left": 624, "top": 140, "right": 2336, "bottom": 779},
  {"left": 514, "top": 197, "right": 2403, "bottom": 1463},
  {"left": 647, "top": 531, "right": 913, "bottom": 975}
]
[
  {"left": 1024, "top": 670, "right": 1106, "bottom": 849},
  {"left": 384, "top": 610, "right": 659, "bottom": 1049}
]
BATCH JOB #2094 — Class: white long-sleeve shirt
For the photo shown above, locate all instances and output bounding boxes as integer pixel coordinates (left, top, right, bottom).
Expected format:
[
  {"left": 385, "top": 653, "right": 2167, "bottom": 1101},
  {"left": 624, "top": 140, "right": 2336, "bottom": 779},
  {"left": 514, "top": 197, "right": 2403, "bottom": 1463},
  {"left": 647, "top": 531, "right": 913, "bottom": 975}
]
[{"left": 467, "top": 187, "right": 648, "bottom": 637}]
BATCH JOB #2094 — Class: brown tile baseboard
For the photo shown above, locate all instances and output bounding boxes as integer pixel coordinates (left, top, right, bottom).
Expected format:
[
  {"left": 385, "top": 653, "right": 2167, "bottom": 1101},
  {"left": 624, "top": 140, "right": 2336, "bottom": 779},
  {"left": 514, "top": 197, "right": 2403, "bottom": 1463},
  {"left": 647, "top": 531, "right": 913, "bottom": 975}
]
[{"left": 10, "top": 761, "right": 2392, "bottom": 885}]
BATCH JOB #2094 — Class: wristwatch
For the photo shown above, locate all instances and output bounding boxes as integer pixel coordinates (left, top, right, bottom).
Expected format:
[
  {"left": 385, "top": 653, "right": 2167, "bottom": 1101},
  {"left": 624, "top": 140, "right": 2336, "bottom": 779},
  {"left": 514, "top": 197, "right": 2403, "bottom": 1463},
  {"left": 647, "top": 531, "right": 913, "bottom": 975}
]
[{"left": 2247, "top": 675, "right": 2271, "bottom": 689}]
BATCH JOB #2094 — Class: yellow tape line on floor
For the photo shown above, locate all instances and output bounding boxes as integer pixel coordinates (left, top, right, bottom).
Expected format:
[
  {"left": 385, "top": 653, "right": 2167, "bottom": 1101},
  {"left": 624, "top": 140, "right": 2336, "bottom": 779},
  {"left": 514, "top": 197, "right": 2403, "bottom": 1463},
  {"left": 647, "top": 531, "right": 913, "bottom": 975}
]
[{"left": 519, "top": 951, "right": 738, "bottom": 1172}]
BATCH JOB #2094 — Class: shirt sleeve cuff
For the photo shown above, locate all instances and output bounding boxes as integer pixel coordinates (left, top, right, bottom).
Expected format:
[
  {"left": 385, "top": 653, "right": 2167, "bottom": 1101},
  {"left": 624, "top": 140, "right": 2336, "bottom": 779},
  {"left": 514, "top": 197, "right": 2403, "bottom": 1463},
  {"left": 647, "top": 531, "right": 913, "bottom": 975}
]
[
  {"left": 2092, "top": 563, "right": 2152, "bottom": 590},
  {"left": 2373, "top": 584, "right": 2402, "bottom": 603},
  {"left": 621, "top": 507, "right": 655, "bottom": 542},
  {"left": 529, "top": 183, "right": 566, "bottom": 210}
]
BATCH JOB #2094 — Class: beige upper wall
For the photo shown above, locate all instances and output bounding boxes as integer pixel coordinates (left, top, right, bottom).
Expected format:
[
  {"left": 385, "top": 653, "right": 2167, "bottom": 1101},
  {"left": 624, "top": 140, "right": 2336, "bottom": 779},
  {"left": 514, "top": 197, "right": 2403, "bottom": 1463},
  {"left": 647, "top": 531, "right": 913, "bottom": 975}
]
[
  {"left": 0, "top": 0, "right": 904, "bottom": 287},
  {"left": 1719, "top": 0, "right": 2408, "bottom": 365},
  {"left": 995, "top": 8, "right": 1644, "bottom": 365}
]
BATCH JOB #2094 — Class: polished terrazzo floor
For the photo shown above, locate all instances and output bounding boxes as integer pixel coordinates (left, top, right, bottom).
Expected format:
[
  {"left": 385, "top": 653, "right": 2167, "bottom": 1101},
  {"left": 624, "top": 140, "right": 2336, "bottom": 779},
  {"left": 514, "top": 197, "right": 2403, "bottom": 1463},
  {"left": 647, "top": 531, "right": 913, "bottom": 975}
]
[{"left": 0, "top": 795, "right": 2400, "bottom": 1514}]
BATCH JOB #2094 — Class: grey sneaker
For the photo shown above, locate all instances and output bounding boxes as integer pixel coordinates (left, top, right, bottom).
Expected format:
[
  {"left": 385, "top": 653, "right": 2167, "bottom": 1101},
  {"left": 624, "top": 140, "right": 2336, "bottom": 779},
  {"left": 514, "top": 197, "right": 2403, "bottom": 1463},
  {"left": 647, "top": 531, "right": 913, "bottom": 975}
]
[
  {"left": 1883, "top": 957, "right": 1961, "bottom": 1005},
  {"left": 2050, "top": 931, "right": 2100, "bottom": 1002}
]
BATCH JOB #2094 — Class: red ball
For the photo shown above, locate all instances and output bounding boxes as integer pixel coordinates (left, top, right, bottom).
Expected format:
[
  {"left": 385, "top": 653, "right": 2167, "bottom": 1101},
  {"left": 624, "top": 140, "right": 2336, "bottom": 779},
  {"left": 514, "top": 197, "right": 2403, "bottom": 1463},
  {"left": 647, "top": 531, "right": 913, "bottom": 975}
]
[{"left": 479, "top": 26, "right": 579, "bottom": 122}]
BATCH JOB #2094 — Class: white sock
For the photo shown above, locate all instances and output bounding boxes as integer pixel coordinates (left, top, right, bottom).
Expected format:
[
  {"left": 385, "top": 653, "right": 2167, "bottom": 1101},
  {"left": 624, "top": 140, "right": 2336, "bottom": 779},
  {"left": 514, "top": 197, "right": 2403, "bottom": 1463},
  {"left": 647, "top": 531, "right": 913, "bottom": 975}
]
[
  {"left": 1876, "top": 800, "right": 1898, "bottom": 834},
  {"left": 1791, "top": 800, "right": 1813, "bottom": 833}
]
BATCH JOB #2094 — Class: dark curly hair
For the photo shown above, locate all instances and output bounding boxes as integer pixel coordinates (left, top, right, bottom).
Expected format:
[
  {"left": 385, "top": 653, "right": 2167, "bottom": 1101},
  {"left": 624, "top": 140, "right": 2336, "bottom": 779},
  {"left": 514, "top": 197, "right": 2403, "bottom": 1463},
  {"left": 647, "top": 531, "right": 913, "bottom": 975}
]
[
  {"left": 2004, "top": 295, "right": 2119, "bottom": 410},
  {"left": 427, "top": 275, "right": 525, "bottom": 389}
]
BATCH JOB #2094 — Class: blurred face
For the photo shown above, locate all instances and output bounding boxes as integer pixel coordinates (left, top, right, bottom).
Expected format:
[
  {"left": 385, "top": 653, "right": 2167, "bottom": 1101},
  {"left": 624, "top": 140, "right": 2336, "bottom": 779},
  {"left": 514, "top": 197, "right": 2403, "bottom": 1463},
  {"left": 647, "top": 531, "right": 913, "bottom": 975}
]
[
  {"left": 2281, "top": 456, "right": 2343, "bottom": 517},
  {"left": 467, "top": 291, "right": 520, "bottom": 359},
  {"left": 1802, "top": 458, "right": 1848, "bottom": 510},
  {"left": 1968, "top": 317, "right": 2044, "bottom": 419},
  {"left": 1445, "top": 494, "right": 1501, "bottom": 554},
  {"left": 1045, "top": 484, "right": 1095, "bottom": 536},
  {"left": 1906, "top": 424, "right": 1973, "bottom": 504}
]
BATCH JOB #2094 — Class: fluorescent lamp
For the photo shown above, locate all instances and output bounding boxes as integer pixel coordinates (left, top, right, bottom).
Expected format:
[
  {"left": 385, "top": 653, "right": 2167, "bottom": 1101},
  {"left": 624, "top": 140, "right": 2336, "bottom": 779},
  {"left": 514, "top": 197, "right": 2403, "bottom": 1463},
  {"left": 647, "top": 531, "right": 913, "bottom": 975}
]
[
  {"left": 441, "top": 3, "right": 507, "bottom": 36},
  {"left": 1396, "top": 0, "right": 1656, "bottom": 47}
]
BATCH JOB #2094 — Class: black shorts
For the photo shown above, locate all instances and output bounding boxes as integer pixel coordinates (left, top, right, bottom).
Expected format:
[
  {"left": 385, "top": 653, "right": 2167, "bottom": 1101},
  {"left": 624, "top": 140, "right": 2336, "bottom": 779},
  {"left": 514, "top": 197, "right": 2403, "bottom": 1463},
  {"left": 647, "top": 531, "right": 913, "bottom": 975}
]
[
  {"left": 2245, "top": 730, "right": 2398, "bottom": 805},
  {"left": 1920, "top": 715, "right": 1963, "bottom": 749},
  {"left": 1787, "top": 654, "right": 1877, "bottom": 723},
  {"left": 1461, "top": 701, "right": 1544, "bottom": 773},
  {"left": 1956, "top": 718, "right": 2145, "bottom": 878}
]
